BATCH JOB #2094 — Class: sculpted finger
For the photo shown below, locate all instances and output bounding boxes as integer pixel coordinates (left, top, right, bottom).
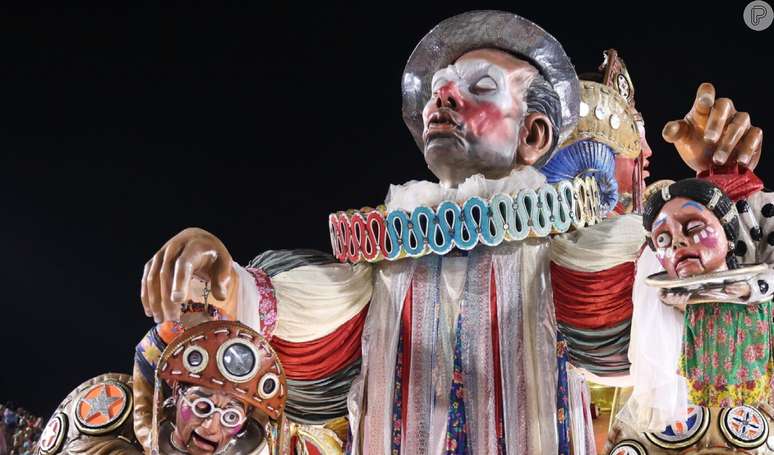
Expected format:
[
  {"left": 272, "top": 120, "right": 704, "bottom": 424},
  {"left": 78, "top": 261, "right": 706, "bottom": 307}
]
[
  {"left": 170, "top": 243, "right": 205, "bottom": 308},
  {"left": 662, "top": 119, "right": 691, "bottom": 144},
  {"left": 736, "top": 126, "right": 763, "bottom": 168},
  {"left": 748, "top": 140, "right": 762, "bottom": 170},
  {"left": 211, "top": 256, "right": 234, "bottom": 301},
  {"left": 716, "top": 112, "right": 751, "bottom": 166},
  {"left": 159, "top": 240, "right": 185, "bottom": 321},
  {"left": 686, "top": 82, "right": 715, "bottom": 125},
  {"left": 141, "top": 260, "right": 153, "bottom": 317},
  {"left": 171, "top": 256, "right": 194, "bottom": 305},
  {"left": 704, "top": 98, "right": 735, "bottom": 145},
  {"left": 147, "top": 250, "right": 164, "bottom": 322}
]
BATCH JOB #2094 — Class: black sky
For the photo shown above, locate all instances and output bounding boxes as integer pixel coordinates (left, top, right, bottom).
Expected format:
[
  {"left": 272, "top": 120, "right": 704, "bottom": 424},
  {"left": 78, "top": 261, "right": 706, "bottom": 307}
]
[{"left": 1, "top": 2, "right": 771, "bottom": 416}]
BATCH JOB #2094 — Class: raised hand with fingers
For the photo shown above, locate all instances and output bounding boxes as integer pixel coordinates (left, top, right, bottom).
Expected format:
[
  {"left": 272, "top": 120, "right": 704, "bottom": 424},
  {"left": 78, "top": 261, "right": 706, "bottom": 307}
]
[
  {"left": 140, "top": 227, "right": 237, "bottom": 323},
  {"left": 662, "top": 82, "right": 763, "bottom": 172}
]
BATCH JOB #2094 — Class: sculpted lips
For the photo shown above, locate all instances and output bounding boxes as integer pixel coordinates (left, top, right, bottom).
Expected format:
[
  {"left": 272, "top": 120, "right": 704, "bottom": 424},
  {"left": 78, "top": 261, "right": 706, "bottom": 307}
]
[
  {"left": 424, "top": 109, "right": 463, "bottom": 139},
  {"left": 191, "top": 430, "right": 218, "bottom": 452},
  {"left": 674, "top": 249, "right": 702, "bottom": 275}
]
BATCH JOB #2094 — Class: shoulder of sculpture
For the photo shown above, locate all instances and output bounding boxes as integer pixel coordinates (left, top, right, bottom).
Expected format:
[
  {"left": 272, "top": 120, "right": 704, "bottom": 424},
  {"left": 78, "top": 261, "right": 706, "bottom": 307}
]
[{"left": 38, "top": 372, "right": 142, "bottom": 455}]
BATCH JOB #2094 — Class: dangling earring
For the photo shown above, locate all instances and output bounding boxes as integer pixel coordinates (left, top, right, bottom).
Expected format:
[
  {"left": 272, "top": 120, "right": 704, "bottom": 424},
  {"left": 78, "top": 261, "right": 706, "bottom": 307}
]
[{"left": 163, "top": 396, "right": 177, "bottom": 408}]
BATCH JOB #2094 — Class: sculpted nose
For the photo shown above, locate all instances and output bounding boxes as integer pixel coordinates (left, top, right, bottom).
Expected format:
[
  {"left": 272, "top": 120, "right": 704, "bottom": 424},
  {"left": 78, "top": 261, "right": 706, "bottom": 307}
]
[
  {"left": 201, "top": 415, "right": 219, "bottom": 431},
  {"left": 436, "top": 82, "right": 463, "bottom": 110},
  {"left": 673, "top": 237, "right": 688, "bottom": 249}
]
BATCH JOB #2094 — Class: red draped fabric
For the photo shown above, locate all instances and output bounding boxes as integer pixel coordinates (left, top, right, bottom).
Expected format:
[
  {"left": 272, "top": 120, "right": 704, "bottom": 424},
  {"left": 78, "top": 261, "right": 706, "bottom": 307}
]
[
  {"left": 698, "top": 164, "right": 763, "bottom": 201},
  {"left": 271, "top": 304, "right": 368, "bottom": 380},
  {"left": 552, "top": 261, "right": 634, "bottom": 329}
]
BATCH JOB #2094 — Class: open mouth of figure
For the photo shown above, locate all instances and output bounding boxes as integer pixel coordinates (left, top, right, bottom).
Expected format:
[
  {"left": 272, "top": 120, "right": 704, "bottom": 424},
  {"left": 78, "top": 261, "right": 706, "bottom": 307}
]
[
  {"left": 191, "top": 431, "right": 219, "bottom": 452},
  {"left": 425, "top": 110, "right": 462, "bottom": 139},
  {"left": 674, "top": 252, "right": 702, "bottom": 275}
]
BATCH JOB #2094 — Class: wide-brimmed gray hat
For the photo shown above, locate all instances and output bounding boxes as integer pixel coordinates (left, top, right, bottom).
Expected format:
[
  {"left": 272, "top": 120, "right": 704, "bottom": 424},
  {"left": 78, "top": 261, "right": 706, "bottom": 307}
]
[{"left": 402, "top": 10, "right": 580, "bottom": 153}]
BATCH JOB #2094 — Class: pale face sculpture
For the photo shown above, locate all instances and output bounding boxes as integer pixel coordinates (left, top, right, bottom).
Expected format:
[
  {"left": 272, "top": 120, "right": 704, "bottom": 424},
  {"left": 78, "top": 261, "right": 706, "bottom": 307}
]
[
  {"left": 651, "top": 197, "right": 728, "bottom": 278},
  {"left": 421, "top": 48, "right": 553, "bottom": 187},
  {"left": 172, "top": 386, "right": 248, "bottom": 455}
]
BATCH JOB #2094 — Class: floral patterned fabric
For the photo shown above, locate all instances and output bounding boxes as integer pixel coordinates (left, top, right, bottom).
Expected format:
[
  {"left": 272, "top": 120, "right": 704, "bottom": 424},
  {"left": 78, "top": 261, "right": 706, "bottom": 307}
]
[
  {"left": 246, "top": 267, "right": 278, "bottom": 339},
  {"left": 446, "top": 315, "right": 468, "bottom": 454},
  {"left": 682, "top": 300, "right": 774, "bottom": 407},
  {"left": 556, "top": 333, "right": 570, "bottom": 455}
]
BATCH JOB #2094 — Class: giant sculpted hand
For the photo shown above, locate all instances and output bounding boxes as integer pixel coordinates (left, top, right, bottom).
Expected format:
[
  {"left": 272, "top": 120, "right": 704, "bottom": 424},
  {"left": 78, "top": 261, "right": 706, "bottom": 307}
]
[
  {"left": 662, "top": 83, "right": 763, "bottom": 172},
  {"left": 141, "top": 228, "right": 236, "bottom": 322}
]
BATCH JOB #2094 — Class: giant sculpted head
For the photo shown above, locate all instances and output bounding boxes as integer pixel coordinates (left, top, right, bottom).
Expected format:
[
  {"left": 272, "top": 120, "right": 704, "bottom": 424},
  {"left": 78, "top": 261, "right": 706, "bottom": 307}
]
[
  {"left": 402, "top": 11, "right": 580, "bottom": 188},
  {"left": 421, "top": 49, "right": 560, "bottom": 186}
]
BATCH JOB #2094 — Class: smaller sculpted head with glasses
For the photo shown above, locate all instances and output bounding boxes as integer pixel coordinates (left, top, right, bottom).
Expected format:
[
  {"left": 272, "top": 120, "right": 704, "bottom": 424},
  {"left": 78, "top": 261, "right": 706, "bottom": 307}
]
[{"left": 171, "top": 385, "right": 249, "bottom": 455}]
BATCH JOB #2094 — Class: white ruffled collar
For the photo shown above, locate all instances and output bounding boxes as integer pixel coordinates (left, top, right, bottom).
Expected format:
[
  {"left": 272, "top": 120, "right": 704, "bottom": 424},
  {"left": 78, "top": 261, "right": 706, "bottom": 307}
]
[{"left": 385, "top": 167, "right": 547, "bottom": 212}]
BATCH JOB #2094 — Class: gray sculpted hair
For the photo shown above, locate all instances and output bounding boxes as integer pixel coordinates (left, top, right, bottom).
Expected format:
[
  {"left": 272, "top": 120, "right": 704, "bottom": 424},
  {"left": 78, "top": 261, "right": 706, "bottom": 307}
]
[{"left": 524, "top": 72, "right": 562, "bottom": 167}]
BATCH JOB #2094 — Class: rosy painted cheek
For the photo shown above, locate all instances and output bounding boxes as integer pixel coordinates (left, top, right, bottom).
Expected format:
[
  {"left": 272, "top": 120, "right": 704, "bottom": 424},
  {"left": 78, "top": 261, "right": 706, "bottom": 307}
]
[
  {"left": 689, "top": 226, "right": 719, "bottom": 249},
  {"left": 698, "top": 233, "right": 718, "bottom": 249},
  {"left": 226, "top": 426, "right": 242, "bottom": 436},
  {"left": 461, "top": 101, "right": 510, "bottom": 141},
  {"left": 179, "top": 405, "right": 193, "bottom": 422}
]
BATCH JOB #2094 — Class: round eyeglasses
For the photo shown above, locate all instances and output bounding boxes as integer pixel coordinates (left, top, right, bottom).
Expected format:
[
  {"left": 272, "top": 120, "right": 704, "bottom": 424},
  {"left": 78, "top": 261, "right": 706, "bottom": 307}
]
[{"left": 181, "top": 396, "right": 246, "bottom": 428}]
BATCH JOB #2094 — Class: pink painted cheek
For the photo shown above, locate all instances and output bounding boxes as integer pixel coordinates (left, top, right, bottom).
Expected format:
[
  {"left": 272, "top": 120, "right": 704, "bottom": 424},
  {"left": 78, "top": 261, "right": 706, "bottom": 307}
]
[
  {"left": 461, "top": 101, "right": 510, "bottom": 141},
  {"left": 179, "top": 404, "right": 193, "bottom": 422},
  {"left": 698, "top": 232, "right": 719, "bottom": 249},
  {"left": 226, "top": 425, "right": 242, "bottom": 436}
]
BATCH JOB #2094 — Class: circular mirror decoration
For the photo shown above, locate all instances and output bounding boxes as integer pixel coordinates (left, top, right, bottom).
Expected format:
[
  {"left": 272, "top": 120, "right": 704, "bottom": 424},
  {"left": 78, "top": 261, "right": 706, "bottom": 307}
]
[
  {"left": 644, "top": 405, "right": 708, "bottom": 449},
  {"left": 182, "top": 345, "right": 209, "bottom": 374},
  {"left": 38, "top": 412, "right": 68, "bottom": 454},
  {"left": 258, "top": 373, "right": 280, "bottom": 400},
  {"left": 719, "top": 405, "right": 769, "bottom": 449},
  {"left": 73, "top": 381, "right": 132, "bottom": 435},
  {"left": 216, "top": 338, "right": 260, "bottom": 383},
  {"left": 610, "top": 440, "right": 647, "bottom": 455}
]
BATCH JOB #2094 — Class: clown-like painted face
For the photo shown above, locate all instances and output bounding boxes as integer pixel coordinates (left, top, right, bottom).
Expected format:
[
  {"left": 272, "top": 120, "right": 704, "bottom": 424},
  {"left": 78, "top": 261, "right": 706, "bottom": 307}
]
[
  {"left": 651, "top": 197, "right": 728, "bottom": 279},
  {"left": 422, "top": 49, "right": 539, "bottom": 186},
  {"left": 172, "top": 386, "right": 248, "bottom": 455}
]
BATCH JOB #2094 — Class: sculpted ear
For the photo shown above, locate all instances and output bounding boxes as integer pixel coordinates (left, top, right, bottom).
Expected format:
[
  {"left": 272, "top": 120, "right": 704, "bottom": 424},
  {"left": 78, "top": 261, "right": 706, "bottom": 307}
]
[{"left": 517, "top": 112, "right": 553, "bottom": 165}]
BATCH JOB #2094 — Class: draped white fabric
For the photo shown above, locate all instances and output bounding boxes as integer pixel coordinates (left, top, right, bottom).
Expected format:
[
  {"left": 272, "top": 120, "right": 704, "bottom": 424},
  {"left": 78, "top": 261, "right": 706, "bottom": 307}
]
[
  {"left": 493, "top": 239, "right": 560, "bottom": 454},
  {"left": 233, "top": 261, "right": 262, "bottom": 331},
  {"left": 270, "top": 262, "right": 373, "bottom": 342},
  {"left": 619, "top": 248, "right": 688, "bottom": 432},
  {"left": 550, "top": 213, "right": 646, "bottom": 272},
  {"left": 567, "top": 367, "right": 596, "bottom": 455},
  {"left": 385, "top": 167, "right": 546, "bottom": 212},
  {"left": 519, "top": 239, "right": 559, "bottom": 454},
  {"left": 350, "top": 259, "right": 415, "bottom": 455}
]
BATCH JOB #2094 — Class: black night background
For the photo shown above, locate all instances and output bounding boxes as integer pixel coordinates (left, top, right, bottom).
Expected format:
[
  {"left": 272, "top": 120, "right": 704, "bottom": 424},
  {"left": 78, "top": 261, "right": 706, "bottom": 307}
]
[{"left": 0, "top": 1, "right": 771, "bottom": 416}]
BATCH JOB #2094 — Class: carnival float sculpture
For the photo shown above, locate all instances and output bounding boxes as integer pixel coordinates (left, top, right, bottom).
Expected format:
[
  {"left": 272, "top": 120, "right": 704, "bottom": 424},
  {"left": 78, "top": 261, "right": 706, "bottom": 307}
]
[{"left": 38, "top": 9, "right": 769, "bottom": 455}]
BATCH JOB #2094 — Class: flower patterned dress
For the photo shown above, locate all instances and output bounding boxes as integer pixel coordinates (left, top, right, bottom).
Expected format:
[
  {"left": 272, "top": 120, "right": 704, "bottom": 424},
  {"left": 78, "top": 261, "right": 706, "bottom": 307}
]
[
  {"left": 681, "top": 301, "right": 774, "bottom": 407},
  {"left": 679, "top": 187, "right": 774, "bottom": 407}
]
